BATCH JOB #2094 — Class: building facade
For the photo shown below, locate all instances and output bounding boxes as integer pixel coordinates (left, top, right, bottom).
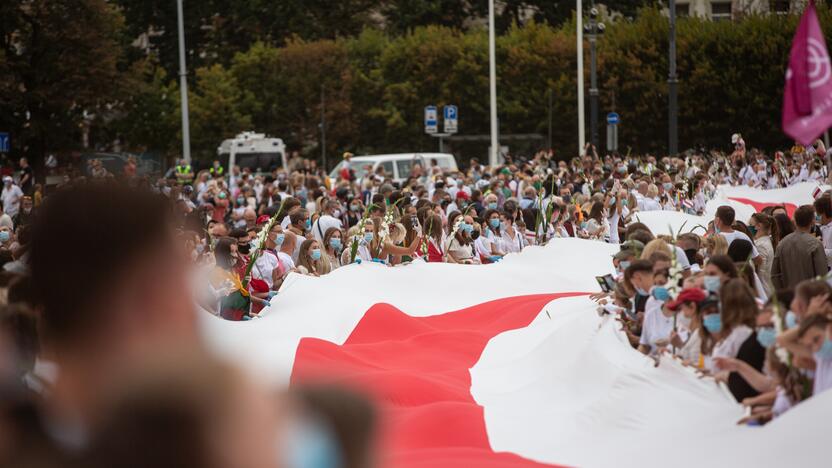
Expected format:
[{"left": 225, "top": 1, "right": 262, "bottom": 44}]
[{"left": 674, "top": 0, "right": 805, "bottom": 20}]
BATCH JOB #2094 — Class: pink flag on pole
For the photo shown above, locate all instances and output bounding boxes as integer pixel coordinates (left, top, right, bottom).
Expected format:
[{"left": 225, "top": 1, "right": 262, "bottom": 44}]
[{"left": 782, "top": 1, "right": 832, "bottom": 145}]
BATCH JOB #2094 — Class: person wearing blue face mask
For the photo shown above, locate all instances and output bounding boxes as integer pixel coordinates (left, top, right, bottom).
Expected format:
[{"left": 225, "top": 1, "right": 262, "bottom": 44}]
[
  {"left": 478, "top": 209, "right": 506, "bottom": 262},
  {"left": 708, "top": 278, "right": 766, "bottom": 402},
  {"left": 323, "top": 227, "right": 344, "bottom": 270},
  {"left": 702, "top": 255, "right": 737, "bottom": 294},
  {"left": 483, "top": 193, "right": 500, "bottom": 214},
  {"left": 447, "top": 212, "right": 477, "bottom": 264},
  {"left": 793, "top": 313, "right": 832, "bottom": 397},
  {"left": 0, "top": 228, "right": 11, "bottom": 248},
  {"left": 637, "top": 263, "right": 677, "bottom": 356},
  {"left": 298, "top": 239, "right": 330, "bottom": 276},
  {"left": 499, "top": 211, "right": 523, "bottom": 254},
  {"left": 788, "top": 279, "right": 832, "bottom": 329},
  {"left": 250, "top": 224, "right": 286, "bottom": 294}
]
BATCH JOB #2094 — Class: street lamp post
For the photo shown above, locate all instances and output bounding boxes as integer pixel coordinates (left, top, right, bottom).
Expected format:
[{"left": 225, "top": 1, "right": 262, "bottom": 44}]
[
  {"left": 176, "top": 0, "right": 191, "bottom": 164},
  {"left": 576, "top": 0, "right": 585, "bottom": 155},
  {"left": 488, "top": 0, "right": 499, "bottom": 167},
  {"left": 668, "top": 0, "right": 679, "bottom": 156},
  {"left": 585, "top": 6, "right": 605, "bottom": 151}
]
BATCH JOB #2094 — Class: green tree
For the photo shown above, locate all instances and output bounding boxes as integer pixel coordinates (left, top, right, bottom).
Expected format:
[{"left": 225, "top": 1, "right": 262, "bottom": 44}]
[
  {"left": 184, "top": 64, "right": 253, "bottom": 161},
  {"left": 0, "top": 0, "right": 125, "bottom": 163},
  {"left": 381, "top": 0, "right": 474, "bottom": 34},
  {"left": 112, "top": 59, "right": 179, "bottom": 154},
  {"left": 230, "top": 39, "right": 356, "bottom": 165}
]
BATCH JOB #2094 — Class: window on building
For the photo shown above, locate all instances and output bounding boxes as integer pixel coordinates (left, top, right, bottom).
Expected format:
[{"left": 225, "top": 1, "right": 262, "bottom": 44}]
[
  {"left": 676, "top": 3, "right": 690, "bottom": 16},
  {"left": 711, "top": 2, "right": 732, "bottom": 21}
]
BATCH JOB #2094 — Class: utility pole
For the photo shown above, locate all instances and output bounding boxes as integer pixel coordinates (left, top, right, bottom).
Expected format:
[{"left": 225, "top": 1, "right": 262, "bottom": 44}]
[
  {"left": 668, "top": 0, "right": 679, "bottom": 156},
  {"left": 176, "top": 0, "right": 191, "bottom": 164},
  {"left": 585, "top": 5, "right": 605, "bottom": 151},
  {"left": 488, "top": 0, "right": 500, "bottom": 167},
  {"left": 320, "top": 85, "right": 327, "bottom": 172},
  {"left": 576, "top": 0, "right": 585, "bottom": 155}
]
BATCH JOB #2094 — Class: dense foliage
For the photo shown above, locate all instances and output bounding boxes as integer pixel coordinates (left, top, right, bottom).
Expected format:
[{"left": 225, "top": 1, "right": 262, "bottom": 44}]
[{"left": 1, "top": 1, "right": 829, "bottom": 167}]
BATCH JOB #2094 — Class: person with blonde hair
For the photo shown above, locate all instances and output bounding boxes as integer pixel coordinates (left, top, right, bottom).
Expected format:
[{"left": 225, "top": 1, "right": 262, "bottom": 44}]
[
  {"left": 640, "top": 238, "right": 672, "bottom": 261},
  {"left": 640, "top": 184, "right": 661, "bottom": 211},
  {"left": 366, "top": 218, "right": 421, "bottom": 265},
  {"left": 705, "top": 234, "right": 729, "bottom": 258},
  {"left": 298, "top": 238, "right": 330, "bottom": 276}
]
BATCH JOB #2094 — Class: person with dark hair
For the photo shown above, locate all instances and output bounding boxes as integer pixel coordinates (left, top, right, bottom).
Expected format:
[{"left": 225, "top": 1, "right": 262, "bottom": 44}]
[
  {"left": 713, "top": 205, "right": 761, "bottom": 267},
  {"left": 702, "top": 255, "right": 738, "bottom": 294},
  {"left": 779, "top": 312, "right": 832, "bottom": 397},
  {"left": 814, "top": 194, "right": 832, "bottom": 268},
  {"left": 771, "top": 205, "right": 828, "bottom": 290},
  {"left": 707, "top": 279, "right": 765, "bottom": 402},
  {"left": 773, "top": 212, "right": 795, "bottom": 239},
  {"left": 28, "top": 184, "right": 200, "bottom": 454}
]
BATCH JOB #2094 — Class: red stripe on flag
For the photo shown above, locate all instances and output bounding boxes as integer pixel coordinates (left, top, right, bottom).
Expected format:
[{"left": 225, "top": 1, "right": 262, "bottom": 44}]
[
  {"left": 727, "top": 197, "right": 797, "bottom": 218},
  {"left": 291, "top": 293, "right": 587, "bottom": 467}
]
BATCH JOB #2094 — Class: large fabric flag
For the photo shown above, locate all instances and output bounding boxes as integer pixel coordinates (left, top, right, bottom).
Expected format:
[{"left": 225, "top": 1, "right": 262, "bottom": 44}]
[
  {"left": 782, "top": 1, "right": 832, "bottom": 145},
  {"left": 202, "top": 185, "right": 830, "bottom": 467}
]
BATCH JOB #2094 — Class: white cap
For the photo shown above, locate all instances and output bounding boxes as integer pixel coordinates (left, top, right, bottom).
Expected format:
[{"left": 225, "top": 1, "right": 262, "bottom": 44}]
[
  {"left": 731, "top": 133, "right": 740, "bottom": 144},
  {"left": 2, "top": 176, "right": 12, "bottom": 183}
]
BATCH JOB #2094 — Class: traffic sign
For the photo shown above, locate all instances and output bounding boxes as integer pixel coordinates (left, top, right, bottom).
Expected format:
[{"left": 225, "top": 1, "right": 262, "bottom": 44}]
[
  {"left": 0, "top": 133, "right": 8, "bottom": 153},
  {"left": 606, "top": 112, "right": 620, "bottom": 125},
  {"left": 443, "top": 105, "right": 458, "bottom": 134},
  {"left": 424, "top": 106, "right": 438, "bottom": 134}
]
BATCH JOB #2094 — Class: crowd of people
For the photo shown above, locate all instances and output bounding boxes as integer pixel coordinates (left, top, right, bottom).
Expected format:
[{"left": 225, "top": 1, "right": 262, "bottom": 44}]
[
  {"left": 597, "top": 199, "right": 831, "bottom": 424},
  {"left": 1, "top": 134, "right": 831, "bottom": 467}
]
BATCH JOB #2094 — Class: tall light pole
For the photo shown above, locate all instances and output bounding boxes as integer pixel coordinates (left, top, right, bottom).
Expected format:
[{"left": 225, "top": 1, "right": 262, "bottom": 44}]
[
  {"left": 668, "top": 0, "right": 679, "bottom": 156},
  {"left": 576, "top": 0, "right": 585, "bottom": 155},
  {"left": 176, "top": 0, "right": 191, "bottom": 164},
  {"left": 488, "top": 0, "right": 499, "bottom": 167},
  {"left": 585, "top": 6, "right": 605, "bottom": 151}
]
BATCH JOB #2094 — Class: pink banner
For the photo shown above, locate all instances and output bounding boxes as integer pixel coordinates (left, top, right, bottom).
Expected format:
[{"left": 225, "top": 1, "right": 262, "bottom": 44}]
[{"left": 782, "top": 1, "right": 832, "bottom": 145}]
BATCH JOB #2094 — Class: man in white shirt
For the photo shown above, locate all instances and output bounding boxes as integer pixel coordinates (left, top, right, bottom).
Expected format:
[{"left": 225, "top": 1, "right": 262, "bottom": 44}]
[
  {"left": 1, "top": 177, "right": 23, "bottom": 218},
  {"left": 313, "top": 200, "right": 344, "bottom": 243},
  {"left": 714, "top": 205, "right": 761, "bottom": 266}
]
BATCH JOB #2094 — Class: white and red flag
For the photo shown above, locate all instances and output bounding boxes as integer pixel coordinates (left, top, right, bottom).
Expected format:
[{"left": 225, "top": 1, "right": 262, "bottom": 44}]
[{"left": 204, "top": 210, "right": 830, "bottom": 467}]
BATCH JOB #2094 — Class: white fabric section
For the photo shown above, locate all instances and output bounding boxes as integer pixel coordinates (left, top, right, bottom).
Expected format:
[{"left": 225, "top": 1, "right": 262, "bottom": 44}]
[
  {"left": 201, "top": 238, "right": 618, "bottom": 386},
  {"left": 633, "top": 210, "right": 709, "bottom": 237},
  {"left": 471, "top": 297, "right": 744, "bottom": 467},
  {"left": 634, "top": 183, "right": 831, "bottom": 238}
]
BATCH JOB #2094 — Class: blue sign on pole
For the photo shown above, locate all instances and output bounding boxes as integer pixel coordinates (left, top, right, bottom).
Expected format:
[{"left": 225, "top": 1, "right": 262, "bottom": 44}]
[
  {"left": 424, "top": 106, "right": 438, "bottom": 134},
  {"left": 606, "top": 112, "right": 620, "bottom": 125},
  {"left": 443, "top": 105, "right": 458, "bottom": 134},
  {"left": 0, "top": 133, "right": 9, "bottom": 153}
]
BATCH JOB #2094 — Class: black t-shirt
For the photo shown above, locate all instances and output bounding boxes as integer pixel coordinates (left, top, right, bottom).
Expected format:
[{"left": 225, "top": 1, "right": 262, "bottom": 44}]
[
  {"left": 727, "top": 331, "right": 766, "bottom": 402},
  {"left": 20, "top": 166, "right": 33, "bottom": 193},
  {"left": 634, "top": 293, "right": 649, "bottom": 314}
]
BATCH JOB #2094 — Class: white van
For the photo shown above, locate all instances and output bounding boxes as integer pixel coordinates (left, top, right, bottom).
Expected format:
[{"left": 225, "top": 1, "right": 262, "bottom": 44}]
[
  {"left": 329, "top": 153, "right": 458, "bottom": 184},
  {"left": 217, "top": 132, "right": 287, "bottom": 174}
]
